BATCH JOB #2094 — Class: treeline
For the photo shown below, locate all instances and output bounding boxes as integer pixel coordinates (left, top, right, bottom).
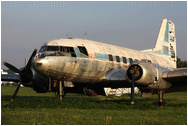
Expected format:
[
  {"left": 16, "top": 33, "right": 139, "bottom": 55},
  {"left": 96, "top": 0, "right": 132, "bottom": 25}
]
[{"left": 177, "top": 57, "right": 187, "bottom": 68}]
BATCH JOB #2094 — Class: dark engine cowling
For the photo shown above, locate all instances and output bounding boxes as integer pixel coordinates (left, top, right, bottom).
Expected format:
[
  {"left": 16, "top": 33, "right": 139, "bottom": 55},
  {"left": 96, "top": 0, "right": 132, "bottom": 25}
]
[
  {"left": 31, "top": 68, "right": 49, "bottom": 93},
  {"left": 17, "top": 67, "right": 49, "bottom": 93},
  {"left": 126, "top": 60, "right": 172, "bottom": 90}
]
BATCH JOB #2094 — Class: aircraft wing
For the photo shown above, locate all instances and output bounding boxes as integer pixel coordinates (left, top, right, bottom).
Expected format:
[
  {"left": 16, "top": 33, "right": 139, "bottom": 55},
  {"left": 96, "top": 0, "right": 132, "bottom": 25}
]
[
  {"left": 100, "top": 68, "right": 130, "bottom": 87},
  {"left": 104, "top": 68, "right": 126, "bottom": 81},
  {"left": 1, "top": 74, "right": 20, "bottom": 82},
  {"left": 162, "top": 68, "right": 187, "bottom": 92},
  {"left": 162, "top": 68, "right": 187, "bottom": 84},
  {"left": 101, "top": 67, "right": 187, "bottom": 89}
]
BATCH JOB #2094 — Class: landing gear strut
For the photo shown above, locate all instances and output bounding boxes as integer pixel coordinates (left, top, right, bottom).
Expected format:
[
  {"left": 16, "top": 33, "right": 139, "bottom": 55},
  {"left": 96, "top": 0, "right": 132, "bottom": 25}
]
[
  {"left": 59, "top": 81, "right": 63, "bottom": 100},
  {"left": 54, "top": 81, "right": 67, "bottom": 100},
  {"left": 153, "top": 90, "right": 167, "bottom": 106}
]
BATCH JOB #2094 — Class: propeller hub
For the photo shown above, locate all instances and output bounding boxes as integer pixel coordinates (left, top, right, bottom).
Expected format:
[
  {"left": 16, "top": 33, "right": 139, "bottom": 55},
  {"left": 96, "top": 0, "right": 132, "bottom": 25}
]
[
  {"left": 20, "top": 68, "right": 33, "bottom": 83},
  {"left": 127, "top": 64, "right": 143, "bottom": 81}
]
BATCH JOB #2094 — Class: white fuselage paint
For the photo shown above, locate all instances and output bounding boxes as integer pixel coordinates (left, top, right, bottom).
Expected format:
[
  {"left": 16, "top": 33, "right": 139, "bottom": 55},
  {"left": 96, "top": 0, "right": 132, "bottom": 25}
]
[{"left": 33, "top": 38, "right": 175, "bottom": 84}]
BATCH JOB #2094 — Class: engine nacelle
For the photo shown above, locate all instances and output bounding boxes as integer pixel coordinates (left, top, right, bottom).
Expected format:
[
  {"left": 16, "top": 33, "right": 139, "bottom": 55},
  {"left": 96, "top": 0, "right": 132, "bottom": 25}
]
[{"left": 126, "top": 60, "right": 172, "bottom": 90}]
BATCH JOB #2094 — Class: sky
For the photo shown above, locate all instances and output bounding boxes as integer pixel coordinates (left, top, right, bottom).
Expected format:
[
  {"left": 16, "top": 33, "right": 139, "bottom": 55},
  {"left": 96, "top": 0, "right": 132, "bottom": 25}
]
[{"left": 1, "top": 1, "right": 187, "bottom": 69}]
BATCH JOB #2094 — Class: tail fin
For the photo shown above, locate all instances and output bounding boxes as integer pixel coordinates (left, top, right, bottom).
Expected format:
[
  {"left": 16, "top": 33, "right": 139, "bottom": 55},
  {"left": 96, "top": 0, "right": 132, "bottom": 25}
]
[
  {"left": 143, "top": 18, "right": 177, "bottom": 67},
  {"left": 154, "top": 19, "right": 176, "bottom": 59}
]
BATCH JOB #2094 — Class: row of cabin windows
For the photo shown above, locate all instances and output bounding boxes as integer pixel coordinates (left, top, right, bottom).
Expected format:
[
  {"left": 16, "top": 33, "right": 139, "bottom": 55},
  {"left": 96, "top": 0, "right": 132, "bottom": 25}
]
[{"left": 109, "top": 54, "right": 138, "bottom": 64}]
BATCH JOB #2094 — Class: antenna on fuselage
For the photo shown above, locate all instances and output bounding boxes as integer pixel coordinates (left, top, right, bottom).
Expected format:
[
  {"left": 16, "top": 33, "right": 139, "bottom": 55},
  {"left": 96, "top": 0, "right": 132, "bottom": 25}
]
[
  {"left": 83, "top": 33, "right": 87, "bottom": 40},
  {"left": 67, "top": 34, "right": 73, "bottom": 39}
]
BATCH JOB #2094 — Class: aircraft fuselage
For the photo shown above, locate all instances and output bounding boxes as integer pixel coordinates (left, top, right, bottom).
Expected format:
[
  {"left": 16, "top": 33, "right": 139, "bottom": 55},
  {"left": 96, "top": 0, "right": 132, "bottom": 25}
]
[{"left": 33, "top": 38, "right": 175, "bottom": 86}]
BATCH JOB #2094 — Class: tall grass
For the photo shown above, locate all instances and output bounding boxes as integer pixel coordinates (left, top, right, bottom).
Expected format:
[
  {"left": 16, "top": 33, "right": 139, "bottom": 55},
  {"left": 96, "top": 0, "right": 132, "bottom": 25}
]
[{"left": 1, "top": 86, "right": 187, "bottom": 125}]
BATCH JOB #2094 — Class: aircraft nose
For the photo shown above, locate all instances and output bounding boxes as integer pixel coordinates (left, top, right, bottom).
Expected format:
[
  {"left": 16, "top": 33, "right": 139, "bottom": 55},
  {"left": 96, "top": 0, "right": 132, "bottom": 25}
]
[
  {"left": 35, "top": 62, "right": 43, "bottom": 67},
  {"left": 33, "top": 58, "right": 48, "bottom": 74}
]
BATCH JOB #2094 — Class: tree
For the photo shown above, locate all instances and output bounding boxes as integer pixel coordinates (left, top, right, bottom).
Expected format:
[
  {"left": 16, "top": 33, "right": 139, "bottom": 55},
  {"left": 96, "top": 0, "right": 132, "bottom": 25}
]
[{"left": 177, "top": 57, "right": 187, "bottom": 68}]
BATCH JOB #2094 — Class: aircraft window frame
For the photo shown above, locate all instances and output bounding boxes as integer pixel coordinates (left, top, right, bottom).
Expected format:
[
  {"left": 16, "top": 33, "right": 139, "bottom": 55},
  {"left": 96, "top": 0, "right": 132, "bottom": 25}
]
[
  {"left": 109, "top": 54, "right": 113, "bottom": 61},
  {"left": 77, "top": 46, "right": 89, "bottom": 57},
  {"left": 39, "top": 46, "right": 76, "bottom": 57},
  {"left": 39, "top": 46, "right": 60, "bottom": 52},
  {"left": 122, "top": 57, "right": 127, "bottom": 64},
  {"left": 116, "top": 56, "right": 120, "bottom": 62},
  {"left": 60, "top": 46, "right": 76, "bottom": 57},
  {"left": 61, "top": 47, "right": 70, "bottom": 53},
  {"left": 129, "top": 58, "right": 133, "bottom": 64},
  {"left": 69, "top": 47, "right": 76, "bottom": 57},
  {"left": 39, "top": 46, "right": 47, "bottom": 52},
  {"left": 46, "top": 46, "right": 60, "bottom": 51}
]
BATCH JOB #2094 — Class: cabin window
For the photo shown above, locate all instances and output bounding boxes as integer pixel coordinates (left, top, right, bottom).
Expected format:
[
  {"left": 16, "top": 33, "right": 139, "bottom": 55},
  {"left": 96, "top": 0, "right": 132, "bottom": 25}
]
[
  {"left": 78, "top": 46, "right": 89, "bottom": 57},
  {"left": 129, "top": 58, "right": 133, "bottom": 64},
  {"left": 109, "top": 54, "right": 113, "bottom": 61},
  {"left": 116, "top": 56, "right": 120, "bottom": 62},
  {"left": 122, "top": 57, "right": 127, "bottom": 64}
]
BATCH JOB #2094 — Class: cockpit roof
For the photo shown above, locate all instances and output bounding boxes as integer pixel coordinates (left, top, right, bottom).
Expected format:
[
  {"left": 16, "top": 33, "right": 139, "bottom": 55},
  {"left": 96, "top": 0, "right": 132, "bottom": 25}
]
[{"left": 43, "top": 38, "right": 97, "bottom": 47}]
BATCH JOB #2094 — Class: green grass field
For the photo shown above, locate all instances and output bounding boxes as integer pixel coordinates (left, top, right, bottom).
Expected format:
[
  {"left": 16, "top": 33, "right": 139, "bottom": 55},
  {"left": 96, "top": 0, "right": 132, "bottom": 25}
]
[{"left": 1, "top": 86, "right": 187, "bottom": 125}]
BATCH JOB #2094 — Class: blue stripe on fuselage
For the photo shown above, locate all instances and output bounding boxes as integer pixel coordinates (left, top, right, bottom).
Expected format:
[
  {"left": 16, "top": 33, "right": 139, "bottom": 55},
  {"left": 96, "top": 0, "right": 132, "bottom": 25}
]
[
  {"left": 94, "top": 52, "right": 134, "bottom": 64},
  {"left": 93, "top": 52, "right": 169, "bottom": 69},
  {"left": 95, "top": 53, "right": 108, "bottom": 60}
]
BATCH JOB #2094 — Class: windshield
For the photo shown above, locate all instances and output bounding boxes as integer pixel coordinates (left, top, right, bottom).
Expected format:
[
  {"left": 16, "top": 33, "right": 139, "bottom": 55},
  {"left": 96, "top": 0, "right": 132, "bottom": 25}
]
[
  {"left": 39, "top": 46, "right": 60, "bottom": 52},
  {"left": 47, "top": 46, "right": 59, "bottom": 51},
  {"left": 38, "top": 46, "right": 76, "bottom": 57},
  {"left": 39, "top": 46, "right": 46, "bottom": 52}
]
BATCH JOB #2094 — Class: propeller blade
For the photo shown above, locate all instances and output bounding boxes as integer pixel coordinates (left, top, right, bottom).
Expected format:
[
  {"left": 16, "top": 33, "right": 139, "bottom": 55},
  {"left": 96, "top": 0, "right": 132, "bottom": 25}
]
[
  {"left": 11, "top": 83, "right": 21, "bottom": 101},
  {"left": 3, "top": 61, "right": 21, "bottom": 74},
  {"left": 130, "top": 76, "right": 135, "bottom": 105},
  {"left": 26, "top": 49, "right": 37, "bottom": 70}
]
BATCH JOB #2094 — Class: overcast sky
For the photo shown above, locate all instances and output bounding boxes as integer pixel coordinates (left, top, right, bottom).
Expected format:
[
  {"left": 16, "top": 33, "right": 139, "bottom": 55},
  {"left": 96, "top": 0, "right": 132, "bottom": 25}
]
[{"left": 1, "top": 1, "right": 187, "bottom": 69}]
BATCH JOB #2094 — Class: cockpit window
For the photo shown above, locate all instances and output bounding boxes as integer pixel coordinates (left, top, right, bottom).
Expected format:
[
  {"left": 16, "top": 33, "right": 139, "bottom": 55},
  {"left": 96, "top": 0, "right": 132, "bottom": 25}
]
[
  {"left": 60, "top": 46, "right": 76, "bottom": 57},
  {"left": 39, "top": 46, "right": 60, "bottom": 52},
  {"left": 39, "top": 46, "right": 46, "bottom": 52},
  {"left": 61, "top": 47, "right": 70, "bottom": 53},
  {"left": 39, "top": 45, "right": 76, "bottom": 57},
  {"left": 78, "top": 46, "right": 88, "bottom": 57},
  {"left": 47, "top": 46, "right": 59, "bottom": 51}
]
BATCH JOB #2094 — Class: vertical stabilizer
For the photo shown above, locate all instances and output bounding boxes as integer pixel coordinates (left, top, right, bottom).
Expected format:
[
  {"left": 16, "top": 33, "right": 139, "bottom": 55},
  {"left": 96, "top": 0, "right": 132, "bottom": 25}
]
[
  {"left": 143, "top": 19, "right": 177, "bottom": 68},
  {"left": 154, "top": 19, "right": 176, "bottom": 59}
]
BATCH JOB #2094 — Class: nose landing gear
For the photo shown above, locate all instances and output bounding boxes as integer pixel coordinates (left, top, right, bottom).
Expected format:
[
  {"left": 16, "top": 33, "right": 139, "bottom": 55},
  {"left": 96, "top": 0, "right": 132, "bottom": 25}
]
[{"left": 53, "top": 80, "right": 67, "bottom": 100}]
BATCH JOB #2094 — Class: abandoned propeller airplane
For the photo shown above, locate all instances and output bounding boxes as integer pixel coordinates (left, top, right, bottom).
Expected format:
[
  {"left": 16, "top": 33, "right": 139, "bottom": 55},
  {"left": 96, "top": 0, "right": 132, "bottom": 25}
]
[{"left": 2, "top": 18, "right": 187, "bottom": 106}]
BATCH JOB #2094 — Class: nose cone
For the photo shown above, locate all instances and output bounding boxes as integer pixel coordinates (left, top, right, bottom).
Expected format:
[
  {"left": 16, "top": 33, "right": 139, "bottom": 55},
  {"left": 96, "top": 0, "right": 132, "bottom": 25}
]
[{"left": 33, "top": 58, "right": 48, "bottom": 76}]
